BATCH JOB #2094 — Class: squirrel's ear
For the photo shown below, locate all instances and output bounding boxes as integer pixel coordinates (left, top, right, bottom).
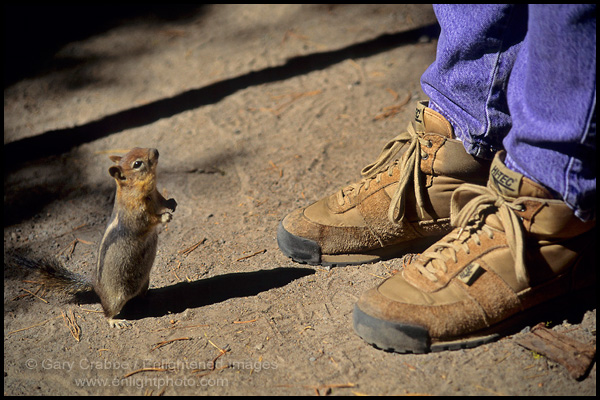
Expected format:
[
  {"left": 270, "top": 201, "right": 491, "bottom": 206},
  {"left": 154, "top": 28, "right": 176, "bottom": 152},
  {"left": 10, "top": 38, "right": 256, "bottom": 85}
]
[
  {"left": 109, "top": 155, "right": 121, "bottom": 164},
  {"left": 109, "top": 165, "right": 125, "bottom": 180}
]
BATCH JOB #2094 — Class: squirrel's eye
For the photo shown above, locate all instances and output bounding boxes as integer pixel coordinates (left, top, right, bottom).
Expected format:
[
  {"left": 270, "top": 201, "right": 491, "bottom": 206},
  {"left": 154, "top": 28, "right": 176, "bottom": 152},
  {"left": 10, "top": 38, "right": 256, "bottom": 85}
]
[{"left": 133, "top": 160, "right": 144, "bottom": 169}]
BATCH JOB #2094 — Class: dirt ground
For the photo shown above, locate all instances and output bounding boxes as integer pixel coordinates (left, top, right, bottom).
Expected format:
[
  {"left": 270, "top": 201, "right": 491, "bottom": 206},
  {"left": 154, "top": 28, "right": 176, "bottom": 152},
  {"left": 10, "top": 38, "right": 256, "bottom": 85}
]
[{"left": 4, "top": 5, "right": 596, "bottom": 396}]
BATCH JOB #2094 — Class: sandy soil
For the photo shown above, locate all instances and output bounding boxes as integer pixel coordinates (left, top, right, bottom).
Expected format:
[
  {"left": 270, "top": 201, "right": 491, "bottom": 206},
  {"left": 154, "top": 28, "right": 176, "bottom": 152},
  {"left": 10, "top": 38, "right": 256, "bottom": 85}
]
[{"left": 4, "top": 5, "right": 595, "bottom": 395}]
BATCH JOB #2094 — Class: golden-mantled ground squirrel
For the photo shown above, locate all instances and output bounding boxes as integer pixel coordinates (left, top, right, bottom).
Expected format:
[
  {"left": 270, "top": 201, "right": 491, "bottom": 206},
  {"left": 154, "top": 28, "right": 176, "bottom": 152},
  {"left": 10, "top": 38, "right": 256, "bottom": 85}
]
[{"left": 13, "top": 148, "right": 176, "bottom": 328}]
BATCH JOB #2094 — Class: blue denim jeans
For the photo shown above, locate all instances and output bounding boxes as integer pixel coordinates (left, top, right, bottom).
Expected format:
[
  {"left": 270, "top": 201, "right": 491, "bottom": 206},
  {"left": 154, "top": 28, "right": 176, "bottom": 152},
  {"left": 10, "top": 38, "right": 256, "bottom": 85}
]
[{"left": 421, "top": 4, "right": 596, "bottom": 222}]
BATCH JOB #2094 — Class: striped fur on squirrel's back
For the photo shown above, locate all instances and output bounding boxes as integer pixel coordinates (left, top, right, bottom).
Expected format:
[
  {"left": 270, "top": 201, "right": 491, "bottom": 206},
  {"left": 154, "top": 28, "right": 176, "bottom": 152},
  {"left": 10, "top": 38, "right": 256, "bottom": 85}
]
[{"left": 12, "top": 255, "right": 94, "bottom": 294}]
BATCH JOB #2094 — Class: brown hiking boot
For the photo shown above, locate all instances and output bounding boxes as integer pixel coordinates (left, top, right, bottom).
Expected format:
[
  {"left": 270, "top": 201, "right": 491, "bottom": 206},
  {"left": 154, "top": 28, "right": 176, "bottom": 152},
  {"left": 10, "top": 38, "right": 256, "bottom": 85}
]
[
  {"left": 353, "top": 151, "right": 596, "bottom": 353},
  {"left": 277, "top": 101, "right": 491, "bottom": 267}
]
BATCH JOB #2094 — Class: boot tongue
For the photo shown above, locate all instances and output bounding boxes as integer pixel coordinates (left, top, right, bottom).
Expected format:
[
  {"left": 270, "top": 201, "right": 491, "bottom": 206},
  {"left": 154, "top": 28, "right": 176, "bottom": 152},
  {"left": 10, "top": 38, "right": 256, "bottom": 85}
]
[
  {"left": 489, "top": 152, "right": 553, "bottom": 199},
  {"left": 489, "top": 153, "right": 523, "bottom": 198},
  {"left": 414, "top": 101, "right": 454, "bottom": 138}
]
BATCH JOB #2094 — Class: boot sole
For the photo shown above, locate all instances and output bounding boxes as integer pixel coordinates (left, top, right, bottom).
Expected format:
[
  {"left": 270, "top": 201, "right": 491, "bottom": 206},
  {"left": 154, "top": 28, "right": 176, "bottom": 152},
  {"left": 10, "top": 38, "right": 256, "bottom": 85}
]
[
  {"left": 352, "top": 304, "right": 499, "bottom": 353},
  {"left": 353, "top": 286, "right": 596, "bottom": 354},
  {"left": 277, "top": 221, "right": 441, "bottom": 267}
]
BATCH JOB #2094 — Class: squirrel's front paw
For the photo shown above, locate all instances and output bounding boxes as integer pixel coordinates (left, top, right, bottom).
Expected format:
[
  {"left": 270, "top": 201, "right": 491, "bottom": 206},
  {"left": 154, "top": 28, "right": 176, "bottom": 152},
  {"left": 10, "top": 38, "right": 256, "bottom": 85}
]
[{"left": 161, "top": 212, "right": 173, "bottom": 224}]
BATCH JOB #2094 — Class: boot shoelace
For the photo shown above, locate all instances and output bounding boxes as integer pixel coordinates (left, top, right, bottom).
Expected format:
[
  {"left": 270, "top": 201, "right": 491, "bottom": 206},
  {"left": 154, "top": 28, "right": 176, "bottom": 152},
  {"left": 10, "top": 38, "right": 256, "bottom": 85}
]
[
  {"left": 417, "top": 183, "right": 530, "bottom": 286},
  {"left": 336, "top": 121, "right": 431, "bottom": 223}
]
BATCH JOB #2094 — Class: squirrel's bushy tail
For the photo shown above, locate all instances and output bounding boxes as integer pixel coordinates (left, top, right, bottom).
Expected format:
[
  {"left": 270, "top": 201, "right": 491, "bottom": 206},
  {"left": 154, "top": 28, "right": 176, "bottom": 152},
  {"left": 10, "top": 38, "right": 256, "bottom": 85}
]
[{"left": 11, "top": 255, "right": 94, "bottom": 294}]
